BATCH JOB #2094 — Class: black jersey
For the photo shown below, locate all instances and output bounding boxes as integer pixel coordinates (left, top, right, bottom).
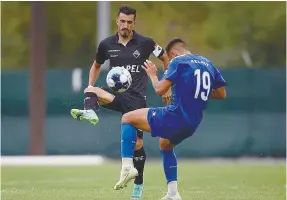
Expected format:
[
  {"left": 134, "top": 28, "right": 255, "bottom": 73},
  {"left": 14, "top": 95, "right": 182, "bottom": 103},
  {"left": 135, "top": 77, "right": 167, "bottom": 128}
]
[{"left": 95, "top": 31, "right": 165, "bottom": 99}]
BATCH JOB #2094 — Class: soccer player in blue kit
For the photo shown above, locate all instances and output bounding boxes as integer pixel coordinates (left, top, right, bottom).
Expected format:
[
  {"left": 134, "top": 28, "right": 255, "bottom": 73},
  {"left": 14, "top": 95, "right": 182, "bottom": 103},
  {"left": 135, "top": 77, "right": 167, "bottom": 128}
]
[{"left": 113, "top": 38, "right": 227, "bottom": 200}]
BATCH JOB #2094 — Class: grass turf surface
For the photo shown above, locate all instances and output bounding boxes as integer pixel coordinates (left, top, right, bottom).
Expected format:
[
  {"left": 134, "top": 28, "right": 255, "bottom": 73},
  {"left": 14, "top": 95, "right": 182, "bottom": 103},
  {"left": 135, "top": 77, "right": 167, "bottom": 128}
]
[{"left": 1, "top": 161, "right": 285, "bottom": 200}]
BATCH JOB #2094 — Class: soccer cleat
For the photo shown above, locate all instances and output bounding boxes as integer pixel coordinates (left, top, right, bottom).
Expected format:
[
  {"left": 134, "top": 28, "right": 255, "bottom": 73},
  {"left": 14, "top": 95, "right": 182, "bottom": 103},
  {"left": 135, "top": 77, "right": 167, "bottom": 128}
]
[
  {"left": 70, "top": 109, "right": 99, "bottom": 125},
  {"left": 114, "top": 166, "right": 138, "bottom": 190},
  {"left": 160, "top": 193, "right": 182, "bottom": 200},
  {"left": 131, "top": 184, "right": 144, "bottom": 199}
]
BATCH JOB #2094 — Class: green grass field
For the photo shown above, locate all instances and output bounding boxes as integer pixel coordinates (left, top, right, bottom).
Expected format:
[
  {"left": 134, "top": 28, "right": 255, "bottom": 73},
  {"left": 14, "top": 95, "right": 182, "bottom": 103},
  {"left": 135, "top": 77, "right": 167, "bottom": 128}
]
[{"left": 1, "top": 161, "right": 285, "bottom": 200}]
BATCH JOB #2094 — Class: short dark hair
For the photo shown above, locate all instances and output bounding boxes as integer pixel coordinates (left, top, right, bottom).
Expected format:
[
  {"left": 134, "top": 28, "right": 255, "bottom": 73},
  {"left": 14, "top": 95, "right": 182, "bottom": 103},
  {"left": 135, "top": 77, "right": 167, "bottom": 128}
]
[
  {"left": 118, "top": 5, "right": 137, "bottom": 19},
  {"left": 165, "top": 38, "right": 186, "bottom": 55}
]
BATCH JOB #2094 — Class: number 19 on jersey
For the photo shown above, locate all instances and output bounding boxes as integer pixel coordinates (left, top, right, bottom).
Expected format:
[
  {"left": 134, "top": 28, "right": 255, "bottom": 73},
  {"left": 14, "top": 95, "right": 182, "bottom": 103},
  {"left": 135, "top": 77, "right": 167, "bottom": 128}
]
[{"left": 194, "top": 69, "right": 211, "bottom": 101}]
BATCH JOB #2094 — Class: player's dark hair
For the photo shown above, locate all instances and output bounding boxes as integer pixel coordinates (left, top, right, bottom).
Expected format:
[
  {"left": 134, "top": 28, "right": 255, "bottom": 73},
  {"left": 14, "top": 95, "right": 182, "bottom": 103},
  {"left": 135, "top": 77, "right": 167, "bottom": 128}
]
[
  {"left": 165, "top": 38, "right": 186, "bottom": 55},
  {"left": 118, "top": 5, "right": 137, "bottom": 19}
]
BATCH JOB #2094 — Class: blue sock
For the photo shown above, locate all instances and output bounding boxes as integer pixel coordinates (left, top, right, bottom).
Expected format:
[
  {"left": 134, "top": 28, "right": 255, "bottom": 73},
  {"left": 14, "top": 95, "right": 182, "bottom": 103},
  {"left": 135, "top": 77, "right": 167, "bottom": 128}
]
[
  {"left": 160, "top": 149, "right": 178, "bottom": 184},
  {"left": 121, "top": 123, "right": 137, "bottom": 158}
]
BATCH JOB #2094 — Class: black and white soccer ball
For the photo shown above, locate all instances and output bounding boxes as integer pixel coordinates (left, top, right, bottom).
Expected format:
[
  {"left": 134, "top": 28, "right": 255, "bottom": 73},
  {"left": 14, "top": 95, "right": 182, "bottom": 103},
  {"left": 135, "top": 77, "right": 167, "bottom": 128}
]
[{"left": 106, "top": 67, "right": 132, "bottom": 93}]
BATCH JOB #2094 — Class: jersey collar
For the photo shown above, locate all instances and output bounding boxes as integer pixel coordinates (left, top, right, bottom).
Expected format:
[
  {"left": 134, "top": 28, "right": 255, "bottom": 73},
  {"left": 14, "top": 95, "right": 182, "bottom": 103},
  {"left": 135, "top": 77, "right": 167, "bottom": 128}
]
[{"left": 111, "top": 30, "right": 139, "bottom": 44}]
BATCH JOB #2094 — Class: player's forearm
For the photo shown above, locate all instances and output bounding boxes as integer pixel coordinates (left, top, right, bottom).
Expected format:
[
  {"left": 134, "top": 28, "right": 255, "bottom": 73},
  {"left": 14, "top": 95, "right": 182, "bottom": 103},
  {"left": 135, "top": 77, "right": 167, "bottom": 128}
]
[
  {"left": 149, "top": 75, "right": 160, "bottom": 95},
  {"left": 88, "top": 62, "right": 101, "bottom": 86},
  {"left": 149, "top": 75, "right": 169, "bottom": 96}
]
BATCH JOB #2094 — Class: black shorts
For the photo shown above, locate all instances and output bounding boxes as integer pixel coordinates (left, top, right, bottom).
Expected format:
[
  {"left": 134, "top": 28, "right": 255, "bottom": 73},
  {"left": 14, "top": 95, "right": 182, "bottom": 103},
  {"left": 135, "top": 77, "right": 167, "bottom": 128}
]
[{"left": 100, "top": 87, "right": 147, "bottom": 139}]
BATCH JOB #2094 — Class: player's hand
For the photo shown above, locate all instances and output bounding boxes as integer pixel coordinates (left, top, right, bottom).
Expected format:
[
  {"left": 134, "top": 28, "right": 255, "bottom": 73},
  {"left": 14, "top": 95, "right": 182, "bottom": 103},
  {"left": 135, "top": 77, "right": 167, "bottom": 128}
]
[
  {"left": 142, "top": 60, "right": 157, "bottom": 77},
  {"left": 162, "top": 88, "right": 172, "bottom": 105}
]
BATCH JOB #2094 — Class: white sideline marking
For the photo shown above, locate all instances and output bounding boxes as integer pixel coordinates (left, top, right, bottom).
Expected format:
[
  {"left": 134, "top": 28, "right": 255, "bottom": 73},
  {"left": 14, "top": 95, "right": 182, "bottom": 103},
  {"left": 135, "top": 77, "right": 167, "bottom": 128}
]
[
  {"left": 1, "top": 189, "right": 27, "bottom": 194},
  {"left": 1, "top": 155, "right": 106, "bottom": 166},
  {"left": 2, "top": 177, "right": 100, "bottom": 186}
]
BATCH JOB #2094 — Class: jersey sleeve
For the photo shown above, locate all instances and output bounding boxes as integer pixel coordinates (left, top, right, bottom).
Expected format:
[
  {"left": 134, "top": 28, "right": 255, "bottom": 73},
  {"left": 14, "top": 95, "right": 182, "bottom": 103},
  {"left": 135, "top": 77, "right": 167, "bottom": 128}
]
[
  {"left": 162, "top": 59, "right": 178, "bottom": 83},
  {"left": 213, "top": 66, "right": 227, "bottom": 89},
  {"left": 95, "top": 41, "right": 108, "bottom": 65},
  {"left": 149, "top": 38, "right": 164, "bottom": 58}
]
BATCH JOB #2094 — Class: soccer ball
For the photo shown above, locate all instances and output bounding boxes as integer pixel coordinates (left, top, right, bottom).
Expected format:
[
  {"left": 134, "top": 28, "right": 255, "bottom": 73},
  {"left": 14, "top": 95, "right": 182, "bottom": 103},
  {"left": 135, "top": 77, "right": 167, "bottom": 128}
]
[{"left": 106, "top": 67, "right": 132, "bottom": 93}]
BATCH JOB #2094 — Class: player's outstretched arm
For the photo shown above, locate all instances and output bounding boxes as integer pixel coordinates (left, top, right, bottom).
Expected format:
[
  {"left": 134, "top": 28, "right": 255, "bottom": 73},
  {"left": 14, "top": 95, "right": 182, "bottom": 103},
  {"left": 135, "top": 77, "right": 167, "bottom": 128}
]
[
  {"left": 151, "top": 41, "right": 169, "bottom": 70},
  {"left": 211, "top": 87, "right": 226, "bottom": 99},
  {"left": 88, "top": 61, "right": 101, "bottom": 86},
  {"left": 88, "top": 40, "right": 108, "bottom": 87},
  {"left": 142, "top": 60, "right": 172, "bottom": 96}
]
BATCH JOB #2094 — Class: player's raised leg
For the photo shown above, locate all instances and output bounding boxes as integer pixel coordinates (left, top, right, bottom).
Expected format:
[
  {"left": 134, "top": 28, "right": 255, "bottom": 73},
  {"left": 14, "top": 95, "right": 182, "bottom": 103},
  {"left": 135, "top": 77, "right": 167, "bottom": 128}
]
[
  {"left": 114, "top": 108, "right": 151, "bottom": 190},
  {"left": 70, "top": 86, "right": 115, "bottom": 125},
  {"left": 159, "top": 138, "right": 182, "bottom": 200}
]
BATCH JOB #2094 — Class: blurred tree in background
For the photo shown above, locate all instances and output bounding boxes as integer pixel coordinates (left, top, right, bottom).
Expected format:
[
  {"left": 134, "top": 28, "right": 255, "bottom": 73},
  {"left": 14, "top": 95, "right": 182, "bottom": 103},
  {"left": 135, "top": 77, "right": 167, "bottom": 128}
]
[
  {"left": 1, "top": 1, "right": 286, "bottom": 70},
  {"left": 1, "top": 2, "right": 30, "bottom": 69}
]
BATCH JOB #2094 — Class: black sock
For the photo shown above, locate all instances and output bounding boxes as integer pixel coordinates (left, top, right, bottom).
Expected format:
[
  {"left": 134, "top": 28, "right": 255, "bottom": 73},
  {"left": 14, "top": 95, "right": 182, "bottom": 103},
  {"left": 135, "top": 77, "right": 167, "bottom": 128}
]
[
  {"left": 133, "top": 146, "right": 146, "bottom": 185},
  {"left": 84, "top": 92, "right": 99, "bottom": 111}
]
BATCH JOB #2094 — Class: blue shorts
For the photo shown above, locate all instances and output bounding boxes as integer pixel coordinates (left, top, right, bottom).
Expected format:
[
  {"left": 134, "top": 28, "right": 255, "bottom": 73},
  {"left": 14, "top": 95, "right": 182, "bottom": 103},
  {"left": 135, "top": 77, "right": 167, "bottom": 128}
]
[{"left": 147, "top": 106, "right": 195, "bottom": 146}]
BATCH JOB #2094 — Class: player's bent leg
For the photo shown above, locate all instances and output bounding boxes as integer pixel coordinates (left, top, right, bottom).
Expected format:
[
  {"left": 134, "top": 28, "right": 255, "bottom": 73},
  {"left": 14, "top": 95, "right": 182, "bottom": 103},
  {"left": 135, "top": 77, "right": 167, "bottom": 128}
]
[
  {"left": 70, "top": 87, "right": 115, "bottom": 125},
  {"left": 159, "top": 138, "right": 181, "bottom": 200},
  {"left": 84, "top": 86, "right": 115, "bottom": 105},
  {"left": 114, "top": 109, "right": 151, "bottom": 191},
  {"left": 121, "top": 108, "right": 151, "bottom": 132}
]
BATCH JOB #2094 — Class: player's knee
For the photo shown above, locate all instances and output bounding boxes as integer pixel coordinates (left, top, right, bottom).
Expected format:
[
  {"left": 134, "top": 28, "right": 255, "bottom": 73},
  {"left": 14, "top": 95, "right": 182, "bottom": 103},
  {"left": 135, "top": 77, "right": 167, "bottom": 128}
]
[
  {"left": 159, "top": 138, "right": 173, "bottom": 151},
  {"left": 84, "top": 86, "right": 100, "bottom": 95},
  {"left": 122, "top": 112, "right": 133, "bottom": 124}
]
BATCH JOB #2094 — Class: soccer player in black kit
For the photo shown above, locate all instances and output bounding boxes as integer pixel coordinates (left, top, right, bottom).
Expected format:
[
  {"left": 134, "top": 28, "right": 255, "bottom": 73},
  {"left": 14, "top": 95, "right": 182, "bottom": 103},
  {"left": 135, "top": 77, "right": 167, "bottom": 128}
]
[{"left": 70, "top": 5, "right": 170, "bottom": 199}]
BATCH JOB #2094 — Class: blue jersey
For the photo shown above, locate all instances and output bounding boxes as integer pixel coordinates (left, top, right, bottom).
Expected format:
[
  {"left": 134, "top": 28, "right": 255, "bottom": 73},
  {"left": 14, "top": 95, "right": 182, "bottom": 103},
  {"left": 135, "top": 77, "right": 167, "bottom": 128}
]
[{"left": 162, "top": 54, "right": 226, "bottom": 128}]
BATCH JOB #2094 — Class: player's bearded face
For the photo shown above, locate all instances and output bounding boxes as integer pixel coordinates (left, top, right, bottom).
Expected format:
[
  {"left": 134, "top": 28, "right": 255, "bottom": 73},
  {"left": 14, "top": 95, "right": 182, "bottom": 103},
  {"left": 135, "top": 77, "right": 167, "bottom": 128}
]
[{"left": 117, "top": 13, "right": 135, "bottom": 38}]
